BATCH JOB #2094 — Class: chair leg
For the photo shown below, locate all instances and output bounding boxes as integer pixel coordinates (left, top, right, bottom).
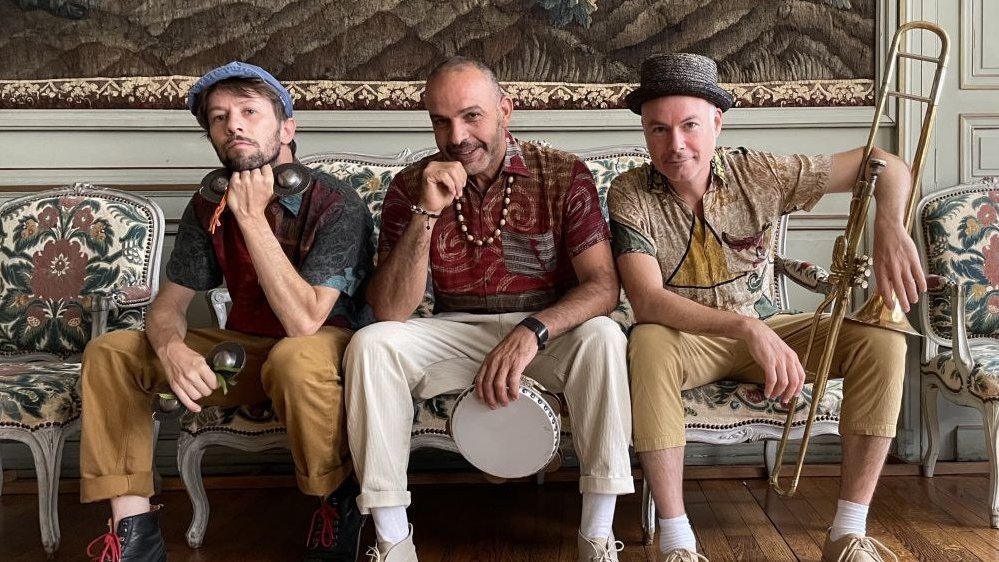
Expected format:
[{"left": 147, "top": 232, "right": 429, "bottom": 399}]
[
  {"left": 25, "top": 427, "right": 68, "bottom": 558},
  {"left": 984, "top": 401, "right": 999, "bottom": 529},
  {"left": 641, "top": 477, "right": 655, "bottom": 546},
  {"left": 921, "top": 377, "right": 941, "bottom": 478},
  {"left": 764, "top": 440, "right": 779, "bottom": 477},
  {"left": 177, "top": 433, "right": 210, "bottom": 548}
]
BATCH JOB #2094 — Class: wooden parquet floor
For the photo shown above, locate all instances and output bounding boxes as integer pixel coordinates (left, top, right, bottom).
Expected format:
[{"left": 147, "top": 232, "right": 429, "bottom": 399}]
[{"left": 0, "top": 475, "right": 997, "bottom": 561}]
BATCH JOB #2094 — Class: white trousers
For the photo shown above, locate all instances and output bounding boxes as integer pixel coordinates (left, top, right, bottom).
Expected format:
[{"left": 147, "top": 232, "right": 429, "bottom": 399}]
[{"left": 343, "top": 312, "right": 634, "bottom": 513}]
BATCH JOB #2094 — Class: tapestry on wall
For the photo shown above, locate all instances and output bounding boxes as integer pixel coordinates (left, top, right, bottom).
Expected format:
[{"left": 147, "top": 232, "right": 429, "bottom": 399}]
[{"left": 1, "top": 0, "right": 876, "bottom": 110}]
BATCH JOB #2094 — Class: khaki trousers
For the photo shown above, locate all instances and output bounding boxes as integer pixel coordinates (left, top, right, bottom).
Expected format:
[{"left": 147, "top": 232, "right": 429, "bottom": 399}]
[
  {"left": 343, "top": 312, "right": 635, "bottom": 514},
  {"left": 628, "top": 313, "right": 907, "bottom": 452},
  {"left": 79, "top": 326, "right": 353, "bottom": 503}
]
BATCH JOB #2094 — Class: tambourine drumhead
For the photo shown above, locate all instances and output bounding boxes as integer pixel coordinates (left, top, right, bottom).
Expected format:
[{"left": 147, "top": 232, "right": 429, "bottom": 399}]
[{"left": 450, "top": 381, "right": 560, "bottom": 479}]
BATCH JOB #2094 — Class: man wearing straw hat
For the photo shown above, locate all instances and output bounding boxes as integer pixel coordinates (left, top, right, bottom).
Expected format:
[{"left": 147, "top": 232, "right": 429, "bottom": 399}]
[{"left": 609, "top": 53, "right": 924, "bottom": 562}]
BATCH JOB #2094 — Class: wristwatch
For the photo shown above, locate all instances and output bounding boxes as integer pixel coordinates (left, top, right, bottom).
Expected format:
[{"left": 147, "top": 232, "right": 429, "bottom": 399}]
[{"left": 518, "top": 317, "right": 549, "bottom": 350}]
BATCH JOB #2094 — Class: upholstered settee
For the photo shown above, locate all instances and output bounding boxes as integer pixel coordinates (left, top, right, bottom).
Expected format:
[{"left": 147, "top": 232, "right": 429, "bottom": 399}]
[{"left": 176, "top": 145, "right": 844, "bottom": 547}]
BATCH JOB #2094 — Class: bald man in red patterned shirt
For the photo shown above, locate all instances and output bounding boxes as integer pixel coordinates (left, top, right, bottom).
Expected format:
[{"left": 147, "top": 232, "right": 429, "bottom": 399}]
[{"left": 343, "top": 57, "right": 633, "bottom": 562}]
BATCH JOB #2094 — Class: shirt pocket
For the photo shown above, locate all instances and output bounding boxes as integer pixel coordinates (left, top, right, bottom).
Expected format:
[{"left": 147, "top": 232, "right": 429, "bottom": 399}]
[
  {"left": 502, "top": 230, "right": 557, "bottom": 277},
  {"left": 719, "top": 220, "right": 774, "bottom": 273}
]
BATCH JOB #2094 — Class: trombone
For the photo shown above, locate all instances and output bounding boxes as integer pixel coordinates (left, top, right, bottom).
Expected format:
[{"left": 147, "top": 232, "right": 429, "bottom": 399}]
[{"left": 768, "top": 21, "right": 950, "bottom": 497}]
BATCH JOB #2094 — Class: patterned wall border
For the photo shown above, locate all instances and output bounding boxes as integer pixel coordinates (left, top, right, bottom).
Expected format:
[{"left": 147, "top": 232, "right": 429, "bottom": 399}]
[{"left": 0, "top": 77, "right": 875, "bottom": 111}]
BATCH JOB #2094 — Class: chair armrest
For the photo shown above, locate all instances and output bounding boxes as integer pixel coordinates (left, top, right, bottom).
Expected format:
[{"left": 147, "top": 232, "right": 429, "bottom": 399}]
[
  {"left": 933, "top": 275, "right": 976, "bottom": 376},
  {"left": 924, "top": 274, "right": 976, "bottom": 374},
  {"left": 90, "top": 284, "right": 155, "bottom": 339},
  {"left": 775, "top": 257, "right": 834, "bottom": 295},
  {"left": 206, "top": 288, "right": 231, "bottom": 329}
]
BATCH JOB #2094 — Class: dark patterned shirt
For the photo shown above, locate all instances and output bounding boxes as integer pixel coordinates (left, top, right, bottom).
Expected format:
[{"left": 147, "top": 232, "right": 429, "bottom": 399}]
[
  {"left": 608, "top": 147, "right": 829, "bottom": 319},
  {"left": 380, "top": 133, "right": 610, "bottom": 313},
  {"left": 167, "top": 171, "right": 374, "bottom": 337}
]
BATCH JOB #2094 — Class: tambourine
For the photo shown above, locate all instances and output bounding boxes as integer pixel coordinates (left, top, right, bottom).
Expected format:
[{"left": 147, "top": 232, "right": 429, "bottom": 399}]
[
  {"left": 198, "top": 162, "right": 314, "bottom": 203},
  {"left": 448, "top": 377, "right": 563, "bottom": 479},
  {"left": 154, "top": 341, "right": 247, "bottom": 415}
]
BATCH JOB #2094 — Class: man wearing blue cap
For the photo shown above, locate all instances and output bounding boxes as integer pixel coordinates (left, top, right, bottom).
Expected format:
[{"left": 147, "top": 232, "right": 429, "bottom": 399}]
[{"left": 78, "top": 61, "right": 373, "bottom": 561}]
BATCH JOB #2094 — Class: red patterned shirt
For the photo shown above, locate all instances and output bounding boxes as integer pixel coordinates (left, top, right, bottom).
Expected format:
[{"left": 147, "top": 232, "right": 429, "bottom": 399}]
[{"left": 380, "top": 133, "right": 610, "bottom": 313}]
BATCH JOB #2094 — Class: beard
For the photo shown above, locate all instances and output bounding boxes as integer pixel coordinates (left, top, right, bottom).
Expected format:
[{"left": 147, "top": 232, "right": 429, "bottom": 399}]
[{"left": 214, "top": 128, "right": 282, "bottom": 172}]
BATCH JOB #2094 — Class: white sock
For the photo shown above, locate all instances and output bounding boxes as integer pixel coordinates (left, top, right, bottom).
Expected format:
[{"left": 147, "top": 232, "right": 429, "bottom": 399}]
[
  {"left": 580, "top": 493, "right": 616, "bottom": 539},
  {"left": 371, "top": 506, "right": 409, "bottom": 546},
  {"left": 830, "top": 499, "right": 868, "bottom": 541},
  {"left": 658, "top": 513, "right": 697, "bottom": 553}
]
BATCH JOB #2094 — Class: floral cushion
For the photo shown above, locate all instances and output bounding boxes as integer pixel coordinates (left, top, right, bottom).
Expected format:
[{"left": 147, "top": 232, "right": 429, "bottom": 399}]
[
  {"left": 0, "top": 361, "right": 82, "bottom": 430},
  {"left": 180, "top": 402, "right": 286, "bottom": 437},
  {"left": 682, "top": 379, "right": 842, "bottom": 429},
  {"left": 0, "top": 186, "right": 161, "bottom": 358},
  {"left": 408, "top": 379, "right": 842, "bottom": 444},
  {"left": 922, "top": 340, "right": 999, "bottom": 401},
  {"left": 920, "top": 182, "right": 999, "bottom": 341}
]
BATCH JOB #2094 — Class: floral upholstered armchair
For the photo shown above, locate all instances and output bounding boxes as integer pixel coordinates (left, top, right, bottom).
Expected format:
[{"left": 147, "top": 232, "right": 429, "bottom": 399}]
[
  {"left": 0, "top": 184, "right": 164, "bottom": 555},
  {"left": 179, "top": 145, "right": 844, "bottom": 547},
  {"left": 917, "top": 178, "right": 999, "bottom": 528}
]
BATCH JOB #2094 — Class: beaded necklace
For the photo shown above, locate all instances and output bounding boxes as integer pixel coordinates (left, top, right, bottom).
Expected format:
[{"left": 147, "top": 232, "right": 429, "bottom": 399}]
[{"left": 453, "top": 174, "right": 514, "bottom": 247}]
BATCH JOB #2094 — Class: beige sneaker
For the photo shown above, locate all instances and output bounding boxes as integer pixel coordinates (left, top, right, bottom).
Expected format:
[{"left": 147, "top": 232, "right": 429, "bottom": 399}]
[
  {"left": 821, "top": 531, "right": 898, "bottom": 562},
  {"left": 577, "top": 531, "right": 624, "bottom": 561},
  {"left": 366, "top": 524, "right": 417, "bottom": 562},
  {"left": 660, "top": 548, "right": 709, "bottom": 562}
]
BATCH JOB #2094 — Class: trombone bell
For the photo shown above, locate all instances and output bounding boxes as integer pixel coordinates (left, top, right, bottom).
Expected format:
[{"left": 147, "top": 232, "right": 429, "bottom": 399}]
[{"left": 845, "top": 294, "right": 920, "bottom": 335}]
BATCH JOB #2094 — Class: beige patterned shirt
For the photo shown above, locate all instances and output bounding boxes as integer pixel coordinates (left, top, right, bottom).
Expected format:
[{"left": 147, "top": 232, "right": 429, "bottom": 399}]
[{"left": 607, "top": 147, "right": 830, "bottom": 318}]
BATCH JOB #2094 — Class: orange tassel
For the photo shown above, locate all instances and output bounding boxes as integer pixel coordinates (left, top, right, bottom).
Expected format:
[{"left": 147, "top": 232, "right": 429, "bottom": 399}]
[{"left": 208, "top": 192, "right": 227, "bottom": 235}]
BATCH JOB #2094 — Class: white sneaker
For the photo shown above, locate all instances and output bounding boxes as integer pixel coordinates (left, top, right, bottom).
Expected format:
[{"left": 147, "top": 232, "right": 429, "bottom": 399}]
[
  {"left": 578, "top": 531, "right": 624, "bottom": 561},
  {"left": 366, "top": 524, "right": 417, "bottom": 562}
]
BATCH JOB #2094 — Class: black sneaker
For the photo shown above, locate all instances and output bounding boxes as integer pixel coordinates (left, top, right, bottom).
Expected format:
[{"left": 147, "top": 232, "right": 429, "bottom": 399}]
[{"left": 304, "top": 480, "right": 364, "bottom": 561}]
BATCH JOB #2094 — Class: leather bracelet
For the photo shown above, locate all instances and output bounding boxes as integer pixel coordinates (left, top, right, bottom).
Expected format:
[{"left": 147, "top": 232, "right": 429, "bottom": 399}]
[{"left": 410, "top": 204, "right": 441, "bottom": 230}]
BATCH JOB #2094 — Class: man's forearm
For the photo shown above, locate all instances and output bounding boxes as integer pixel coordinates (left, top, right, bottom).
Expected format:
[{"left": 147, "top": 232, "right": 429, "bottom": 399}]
[
  {"left": 367, "top": 217, "right": 435, "bottom": 321},
  {"left": 631, "top": 285, "right": 752, "bottom": 340},
  {"left": 871, "top": 150, "right": 913, "bottom": 227},
  {"left": 235, "top": 217, "right": 329, "bottom": 334},
  {"left": 146, "top": 302, "right": 190, "bottom": 357},
  {"left": 529, "top": 276, "right": 618, "bottom": 339}
]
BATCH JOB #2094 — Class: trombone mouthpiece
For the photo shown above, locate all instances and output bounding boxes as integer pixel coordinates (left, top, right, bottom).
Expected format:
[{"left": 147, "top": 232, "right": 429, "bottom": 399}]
[{"left": 868, "top": 158, "right": 887, "bottom": 174}]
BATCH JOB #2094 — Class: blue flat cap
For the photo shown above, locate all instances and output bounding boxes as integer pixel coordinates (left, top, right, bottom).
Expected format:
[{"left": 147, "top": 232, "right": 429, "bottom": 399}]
[{"left": 186, "top": 61, "right": 293, "bottom": 118}]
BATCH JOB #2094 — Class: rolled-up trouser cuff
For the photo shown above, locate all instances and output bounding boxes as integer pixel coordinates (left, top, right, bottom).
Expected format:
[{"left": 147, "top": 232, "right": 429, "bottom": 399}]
[
  {"left": 634, "top": 434, "right": 685, "bottom": 453},
  {"left": 357, "top": 490, "right": 411, "bottom": 514},
  {"left": 80, "top": 472, "right": 155, "bottom": 504},
  {"left": 297, "top": 462, "right": 354, "bottom": 498},
  {"left": 579, "top": 475, "right": 635, "bottom": 495},
  {"left": 839, "top": 423, "right": 896, "bottom": 438}
]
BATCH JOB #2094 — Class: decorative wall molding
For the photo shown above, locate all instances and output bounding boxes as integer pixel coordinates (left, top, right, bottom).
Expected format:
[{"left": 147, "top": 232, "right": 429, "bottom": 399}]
[
  {"left": 0, "top": 77, "right": 876, "bottom": 111},
  {"left": 960, "top": 0, "right": 999, "bottom": 89},
  {"left": 959, "top": 113, "right": 999, "bottom": 183},
  {"left": 0, "top": 106, "right": 886, "bottom": 133}
]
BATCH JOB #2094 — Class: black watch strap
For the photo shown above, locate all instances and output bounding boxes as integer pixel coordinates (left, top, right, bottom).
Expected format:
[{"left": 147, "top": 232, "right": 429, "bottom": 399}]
[{"left": 518, "top": 316, "right": 549, "bottom": 350}]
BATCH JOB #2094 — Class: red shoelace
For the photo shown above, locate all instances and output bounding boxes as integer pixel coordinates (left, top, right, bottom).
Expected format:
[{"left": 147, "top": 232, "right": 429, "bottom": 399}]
[
  {"left": 86, "top": 525, "right": 122, "bottom": 562},
  {"left": 306, "top": 501, "right": 341, "bottom": 549}
]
